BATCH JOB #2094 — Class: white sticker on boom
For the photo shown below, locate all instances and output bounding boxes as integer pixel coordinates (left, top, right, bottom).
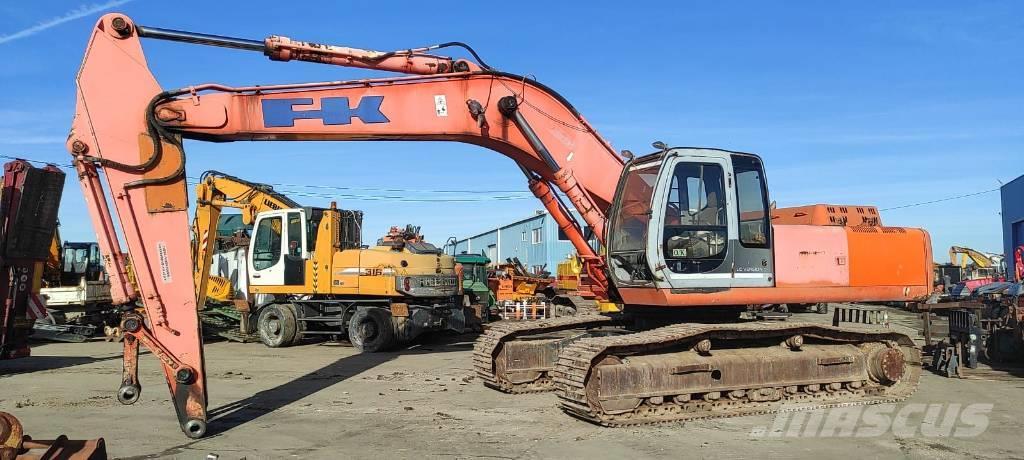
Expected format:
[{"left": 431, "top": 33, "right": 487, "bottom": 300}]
[
  {"left": 566, "top": 151, "right": 575, "bottom": 162},
  {"left": 434, "top": 95, "right": 448, "bottom": 117},
  {"left": 156, "top": 241, "right": 172, "bottom": 283}
]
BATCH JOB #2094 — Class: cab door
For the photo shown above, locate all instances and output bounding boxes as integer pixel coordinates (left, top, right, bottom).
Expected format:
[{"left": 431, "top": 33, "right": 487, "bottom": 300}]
[
  {"left": 647, "top": 150, "right": 735, "bottom": 290},
  {"left": 281, "top": 210, "right": 306, "bottom": 286},
  {"left": 645, "top": 148, "right": 774, "bottom": 291},
  {"left": 728, "top": 154, "right": 774, "bottom": 287},
  {"left": 249, "top": 211, "right": 287, "bottom": 287},
  {"left": 249, "top": 209, "right": 308, "bottom": 287}
]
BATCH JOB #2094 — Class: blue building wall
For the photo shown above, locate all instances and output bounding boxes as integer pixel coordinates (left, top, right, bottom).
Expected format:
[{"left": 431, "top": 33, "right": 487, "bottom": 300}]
[
  {"left": 1001, "top": 175, "right": 1024, "bottom": 281},
  {"left": 447, "top": 211, "right": 594, "bottom": 274}
]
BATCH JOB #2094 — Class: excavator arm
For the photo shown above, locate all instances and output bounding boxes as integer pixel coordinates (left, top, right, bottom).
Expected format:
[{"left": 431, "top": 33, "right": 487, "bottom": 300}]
[
  {"left": 949, "top": 245, "right": 995, "bottom": 269},
  {"left": 192, "top": 170, "right": 301, "bottom": 307},
  {"left": 69, "top": 14, "right": 624, "bottom": 437}
]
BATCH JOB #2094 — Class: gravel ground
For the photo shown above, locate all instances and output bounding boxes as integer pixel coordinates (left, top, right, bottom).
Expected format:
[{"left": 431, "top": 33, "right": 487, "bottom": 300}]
[{"left": 2, "top": 307, "right": 1023, "bottom": 459}]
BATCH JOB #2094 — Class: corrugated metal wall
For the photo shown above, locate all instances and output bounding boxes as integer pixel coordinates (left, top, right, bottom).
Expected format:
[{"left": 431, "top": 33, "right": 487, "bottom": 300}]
[
  {"left": 448, "top": 211, "right": 595, "bottom": 274},
  {"left": 1001, "top": 175, "right": 1024, "bottom": 281}
]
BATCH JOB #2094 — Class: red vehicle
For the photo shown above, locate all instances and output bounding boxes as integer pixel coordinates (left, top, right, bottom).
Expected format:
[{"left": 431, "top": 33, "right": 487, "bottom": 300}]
[{"left": 0, "top": 160, "right": 64, "bottom": 360}]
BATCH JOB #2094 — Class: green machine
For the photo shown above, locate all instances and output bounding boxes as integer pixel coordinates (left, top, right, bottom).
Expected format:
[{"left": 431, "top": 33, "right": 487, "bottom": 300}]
[{"left": 455, "top": 253, "right": 494, "bottom": 313}]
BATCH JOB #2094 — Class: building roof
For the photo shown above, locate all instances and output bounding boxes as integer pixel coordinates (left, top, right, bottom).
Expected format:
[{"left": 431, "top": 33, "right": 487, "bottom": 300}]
[
  {"left": 453, "top": 211, "right": 551, "bottom": 243},
  {"left": 1001, "top": 174, "right": 1024, "bottom": 192}
]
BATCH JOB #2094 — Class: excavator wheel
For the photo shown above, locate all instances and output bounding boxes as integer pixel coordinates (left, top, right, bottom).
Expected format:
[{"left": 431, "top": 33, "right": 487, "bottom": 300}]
[
  {"left": 348, "top": 307, "right": 396, "bottom": 353},
  {"left": 257, "top": 304, "right": 298, "bottom": 348}
]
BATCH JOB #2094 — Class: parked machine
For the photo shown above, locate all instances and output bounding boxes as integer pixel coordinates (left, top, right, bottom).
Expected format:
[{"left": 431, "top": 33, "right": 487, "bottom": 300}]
[
  {"left": 980, "top": 282, "right": 1023, "bottom": 363},
  {"left": 192, "top": 170, "right": 308, "bottom": 308},
  {"left": 489, "top": 257, "right": 555, "bottom": 303},
  {"left": 35, "top": 235, "right": 118, "bottom": 342},
  {"left": 0, "top": 160, "right": 63, "bottom": 359},
  {"left": 930, "top": 308, "right": 984, "bottom": 377},
  {"left": 934, "top": 262, "right": 965, "bottom": 299},
  {"left": 67, "top": 15, "right": 931, "bottom": 437},
  {"left": 191, "top": 171, "right": 467, "bottom": 350},
  {"left": 948, "top": 245, "right": 1005, "bottom": 298},
  {"left": 454, "top": 252, "right": 493, "bottom": 310}
]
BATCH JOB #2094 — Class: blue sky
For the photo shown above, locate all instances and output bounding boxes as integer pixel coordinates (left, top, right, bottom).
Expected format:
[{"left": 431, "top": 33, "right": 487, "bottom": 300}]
[{"left": 0, "top": 1, "right": 1019, "bottom": 256}]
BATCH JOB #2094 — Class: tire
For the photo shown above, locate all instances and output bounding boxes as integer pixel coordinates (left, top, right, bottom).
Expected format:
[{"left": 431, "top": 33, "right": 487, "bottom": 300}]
[
  {"left": 290, "top": 321, "right": 305, "bottom": 346},
  {"left": 348, "top": 308, "right": 396, "bottom": 353},
  {"left": 815, "top": 303, "right": 829, "bottom": 314},
  {"left": 289, "top": 303, "right": 308, "bottom": 346},
  {"left": 258, "top": 304, "right": 298, "bottom": 348}
]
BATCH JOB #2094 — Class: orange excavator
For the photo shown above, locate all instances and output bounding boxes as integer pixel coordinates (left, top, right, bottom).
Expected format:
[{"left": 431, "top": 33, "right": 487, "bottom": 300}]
[{"left": 67, "top": 14, "right": 932, "bottom": 437}]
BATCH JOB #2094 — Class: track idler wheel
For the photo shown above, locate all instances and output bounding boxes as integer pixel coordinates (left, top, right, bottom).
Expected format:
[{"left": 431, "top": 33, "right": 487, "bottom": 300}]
[{"left": 868, "top": 346, "right": 906, "bottom": 384}]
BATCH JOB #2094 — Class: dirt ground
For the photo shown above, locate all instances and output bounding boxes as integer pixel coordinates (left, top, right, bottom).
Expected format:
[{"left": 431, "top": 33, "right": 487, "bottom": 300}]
[{"left": 2, "top": 308, "right": 1024, "bottom": 459}]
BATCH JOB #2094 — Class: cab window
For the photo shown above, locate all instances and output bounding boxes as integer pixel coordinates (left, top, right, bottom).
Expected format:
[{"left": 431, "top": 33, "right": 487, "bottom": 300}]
[
  {"left": 662, "top": 162, "right": 727, "bottom": 273},
  {"left": 253, "top": 216, "right": 282, "bottom": 270},
  {"left": 287, "top": 212, "right": 303, "bottom": 258},
  {"left": 733, "top": 155, "right": 770, "bottom": 248},
  {"left": 609, "top": 164, "right": 659, "bottom": 253}
]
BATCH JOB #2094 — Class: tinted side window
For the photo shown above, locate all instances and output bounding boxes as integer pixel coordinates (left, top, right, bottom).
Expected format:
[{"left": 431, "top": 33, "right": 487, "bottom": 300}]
[
  {"left": 287, "top": 212, "right": 303, "bottom": 257},
  {"left": 733, "top": 156, "right": 770, "bottom": 248},
  {"left": 609, "top": 164, "right": 659, "bottom": 253},
  {"left": 253, "top": 216, "right": 282, "bottom": 271}
]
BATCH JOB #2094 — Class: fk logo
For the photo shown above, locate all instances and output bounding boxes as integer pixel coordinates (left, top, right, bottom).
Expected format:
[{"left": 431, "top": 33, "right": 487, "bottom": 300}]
[{"left": 261, "top": 96, "right": 390, "bottom": 128}]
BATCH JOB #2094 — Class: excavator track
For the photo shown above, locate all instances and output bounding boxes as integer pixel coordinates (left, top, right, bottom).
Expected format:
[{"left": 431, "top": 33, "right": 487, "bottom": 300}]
[
  {"left": 553, "top": 322, "right": 921, "bottom": 426},
  {"left": 474, "top": 315, "right": 617, "bottom": 393},
  {"left": 562, "top": 295, "right": 601, "bottom": 316}
]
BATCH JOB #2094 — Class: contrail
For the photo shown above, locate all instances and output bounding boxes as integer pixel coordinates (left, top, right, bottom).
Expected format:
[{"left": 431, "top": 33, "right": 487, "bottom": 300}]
[{"left": 0, "top": 0, "right": 134, "bottom": 45}]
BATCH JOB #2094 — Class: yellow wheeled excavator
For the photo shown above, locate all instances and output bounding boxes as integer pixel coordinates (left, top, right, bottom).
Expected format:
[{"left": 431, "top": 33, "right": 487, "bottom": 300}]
[
  {"left": 191, "top": 170, "right": 308, "bottom": 308},
  {"left": 191, "top": 171, "right": 468, "bottom": 351},
  {"left": 948, "top": 245, "right": 1004, "bottom": 280}
]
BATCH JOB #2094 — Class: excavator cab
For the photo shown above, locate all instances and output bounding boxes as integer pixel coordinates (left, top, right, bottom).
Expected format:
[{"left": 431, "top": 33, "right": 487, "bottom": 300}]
[
  {"left": 60, "top": 242, "right": 104, "bottom": 285},
  {"left": 249, "top": 208, "right": 313, "bottom": 287},
  {"left": 607, "top": 148, "right": 774, "bottom": 291}
]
